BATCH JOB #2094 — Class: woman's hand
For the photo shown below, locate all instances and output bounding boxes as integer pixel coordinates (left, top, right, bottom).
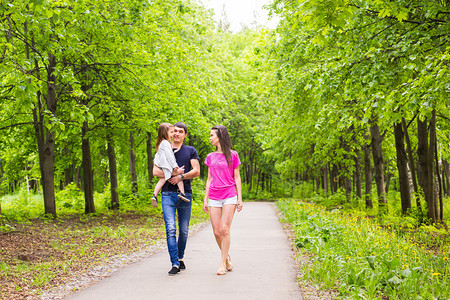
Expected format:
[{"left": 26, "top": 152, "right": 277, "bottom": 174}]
[
  {"left": 202, "top": 200, "right": 209, "bottom": 214},
  {"left": 236, "top": 197, "right": 243, "bottom": 212}
]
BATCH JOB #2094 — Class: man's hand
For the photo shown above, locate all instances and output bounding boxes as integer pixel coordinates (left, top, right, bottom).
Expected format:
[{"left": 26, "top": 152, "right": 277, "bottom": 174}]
[{"left": 168, "top": 175, "right": 182, "bottom": 185}]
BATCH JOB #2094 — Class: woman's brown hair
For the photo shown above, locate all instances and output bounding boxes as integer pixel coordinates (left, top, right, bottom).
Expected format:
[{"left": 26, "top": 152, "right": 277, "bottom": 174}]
[
  {"left": 156, "top": 123, "right": 173, "bottom": 151},
  {"left": 212, "top": 125, "right": 233, "bottom": 166}
]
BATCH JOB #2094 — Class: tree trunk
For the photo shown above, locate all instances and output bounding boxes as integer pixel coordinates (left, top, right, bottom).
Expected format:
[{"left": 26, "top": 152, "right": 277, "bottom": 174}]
[
  {"left": 354, "top": 151, "right": 362, "bottom": 199},
  {"left": 443, "top": 163, "right": 448, "bottom": 197},
  {"left": 363, "top": 142, "right": 372, "bottom": 211},
  {"left": 316, "top": 172, "right": 321, "bottom": 192},
  {"left": 30, "top": 35, "right": 56, "bottom": 216},
  {"left": 247, "top": 151, "right": 254, "bottom": 193},
  {"left": 255, "top": 170, "right": 260, "bottom": 196},
  {"left": 443, "top": 160, "right": 450, "bottom": 197},
  {"left": 402, "top": 117, "right": 421, "bottom": 210},
  {"left": 0, "top": 158, "right": 3, "bottom": 194},
  {"left": 107, "top": 136, "right": 119, "bottom": 210},
  {"left": 394, "top": 122, "right": 411, "bottom": 214},
  {"left": 63, "top": 148, "right": 73, "bottom": 186},
  {"left": 344, "top": 175, "right": 351, "bottom": 201},
  {"left": 146, "top": 131, "right": 154, "bottom": 189},
  {"left": 41, "top": 53, "right": 58, "bottom": 217},
  {"left": 188, "top": 132, "right": 194, "bottom": 147},
  {"left": 261, "top": 172, "right": 265, "bottom": 191},
  {"left": 323, "top": 166, "right": 328, "bottom": 196},
  {"left": 385, "top": 173, "right": 393, "bottom": 194},
  {"left": 427, "top": 111, "right": 438, "bottom": 222},
  {"left": 435, "top": 143, "right": 443, "bottom": 221},
  {"left": 370, "top": 122, "right": 387, "bottom": 212},
  {"left": 74, "top": 166, "right": 81, "bottom": 189},
  {"left": 331, "top": 164, "right": 338, "bottom": 194},
  {"left": 64, "top": 167, "right": 71, "bottom": 186},
  {"left": 26, "top": 21, "right": 52, "bottom": 212},
  {"left": 129, "top": 132, "right": 138, "bottom": 194},
  {"left": 417, "top": 113, "right": 437, "bottom": 222},
  {"left": 82, "top": 121, "right": 95, "bottom": 214}
]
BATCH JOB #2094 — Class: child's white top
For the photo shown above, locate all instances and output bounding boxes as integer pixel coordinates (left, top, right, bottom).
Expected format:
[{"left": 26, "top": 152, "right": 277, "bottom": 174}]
[{"left": 154, "top": 139, "right": 178, "bottom": 180}]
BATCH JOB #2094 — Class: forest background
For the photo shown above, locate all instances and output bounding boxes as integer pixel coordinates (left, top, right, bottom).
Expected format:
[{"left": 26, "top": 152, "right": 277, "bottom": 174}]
[{"left": 0, "top": 0, "right": 449, "bottom": 298}]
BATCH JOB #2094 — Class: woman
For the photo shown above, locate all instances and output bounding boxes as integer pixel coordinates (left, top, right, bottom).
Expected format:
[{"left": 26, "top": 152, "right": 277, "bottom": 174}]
[{"left": 203, "top": 125, "right": 243, "bottom": 275}]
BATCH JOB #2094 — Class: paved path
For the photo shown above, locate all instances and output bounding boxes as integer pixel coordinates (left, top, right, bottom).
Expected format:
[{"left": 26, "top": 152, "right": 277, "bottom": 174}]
[{"left": 65, "top": 202, "right": 302, "bottom": 300}]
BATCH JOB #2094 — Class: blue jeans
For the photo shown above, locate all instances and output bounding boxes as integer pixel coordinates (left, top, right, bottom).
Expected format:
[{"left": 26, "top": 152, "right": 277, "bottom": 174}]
[{"left": 161, "top": 191, "right": 192, "bottom": 267}]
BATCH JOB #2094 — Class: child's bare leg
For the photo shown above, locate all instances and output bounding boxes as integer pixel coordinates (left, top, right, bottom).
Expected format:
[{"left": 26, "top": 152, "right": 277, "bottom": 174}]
[
  {"left": 177, "top": 181, "right": 190, "bottom": 202},
  {"left": 153, "top": 178, "right": 166, "bottom": 197},
  {"left": 151, "top": 178, "right": 166, "bottom": 207},
  {"left": 177, "top": 181, "right": 185, "bottom": 194}
]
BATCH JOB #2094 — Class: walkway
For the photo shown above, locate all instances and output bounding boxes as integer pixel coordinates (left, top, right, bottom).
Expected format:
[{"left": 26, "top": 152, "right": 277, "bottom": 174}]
[{"left": 65, "top": 202, "right": 302, "bottom": 300}]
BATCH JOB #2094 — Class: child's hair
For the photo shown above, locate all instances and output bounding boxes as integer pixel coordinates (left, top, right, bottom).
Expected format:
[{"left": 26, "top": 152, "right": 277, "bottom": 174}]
[
  {"left": 212, "top": 125, "right": 233, "bottom": 166},
  {"left": 156, "top": 123, "right": 173, "bottom": 151}
]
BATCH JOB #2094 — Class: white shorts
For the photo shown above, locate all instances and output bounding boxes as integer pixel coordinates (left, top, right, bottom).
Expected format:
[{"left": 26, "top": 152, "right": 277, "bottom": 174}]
[{"left": 208, "top": 196, "right": 238, "bottom": 208}]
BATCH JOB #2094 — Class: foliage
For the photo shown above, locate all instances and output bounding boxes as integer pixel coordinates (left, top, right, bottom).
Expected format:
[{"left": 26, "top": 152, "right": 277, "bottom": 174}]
[
  {"left": 278, "top": 199, "right": 450, "bottom": 299},
  {"left": 260, "top": 0, "right": 450, "bottom": 220}
]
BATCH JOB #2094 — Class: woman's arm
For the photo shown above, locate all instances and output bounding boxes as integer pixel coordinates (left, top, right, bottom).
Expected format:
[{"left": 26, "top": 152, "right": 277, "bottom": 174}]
[
  {"left": 234, "top": 166, "right": 243, "bottom": 212},
  {"left": 203, "top": 168, "right": 212, "bottom": 214}
]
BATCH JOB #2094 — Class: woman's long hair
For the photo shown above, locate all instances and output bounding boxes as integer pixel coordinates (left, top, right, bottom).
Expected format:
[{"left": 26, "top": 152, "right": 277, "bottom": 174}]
[
  {"left": 212, "top": 125, "right": 233, "bottom": 166},
  {"left": 156, "top": 123, "right": 173, "bottom": 151}
]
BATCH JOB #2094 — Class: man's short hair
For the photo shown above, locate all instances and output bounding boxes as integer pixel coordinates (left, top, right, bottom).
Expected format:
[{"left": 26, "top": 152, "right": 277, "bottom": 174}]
[{"left": 174, "top": 122, "right": 187, "bottom": 134}]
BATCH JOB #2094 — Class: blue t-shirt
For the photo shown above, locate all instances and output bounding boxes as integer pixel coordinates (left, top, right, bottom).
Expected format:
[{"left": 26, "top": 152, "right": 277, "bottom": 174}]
[{"left": 162, "top": 144, "right": 199, "bottom": 193}]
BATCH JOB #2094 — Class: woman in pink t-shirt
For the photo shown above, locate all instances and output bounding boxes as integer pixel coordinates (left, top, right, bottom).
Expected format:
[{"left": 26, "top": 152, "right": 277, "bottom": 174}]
[{"left": 203, "top": 125, "right": 243, "bottom": 275}]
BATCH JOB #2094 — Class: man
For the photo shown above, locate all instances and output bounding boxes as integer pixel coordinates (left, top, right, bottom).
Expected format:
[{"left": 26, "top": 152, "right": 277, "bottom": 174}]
[{"left": 153, "top": 122, "right": 200, "bottom": 276}]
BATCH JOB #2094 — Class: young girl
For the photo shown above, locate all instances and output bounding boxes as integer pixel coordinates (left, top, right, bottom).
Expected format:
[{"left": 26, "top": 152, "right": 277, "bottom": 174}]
[
  {"left": 203, "top": 125, "right": 243, "bottom": 275},
  {"left": 152, "top": 123, "right": 189, "bottom": 207}
]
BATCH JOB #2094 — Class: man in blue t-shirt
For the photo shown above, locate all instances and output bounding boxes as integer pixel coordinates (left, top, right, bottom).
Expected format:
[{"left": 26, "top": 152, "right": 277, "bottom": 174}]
[{"left": 153, "top": 122, "right": 200, "bottom": 276}]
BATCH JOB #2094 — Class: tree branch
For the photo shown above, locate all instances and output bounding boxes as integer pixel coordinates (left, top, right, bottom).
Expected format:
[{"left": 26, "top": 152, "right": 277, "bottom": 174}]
[{"left": 0, "top": 122, "right": 39, "bottom": 130}]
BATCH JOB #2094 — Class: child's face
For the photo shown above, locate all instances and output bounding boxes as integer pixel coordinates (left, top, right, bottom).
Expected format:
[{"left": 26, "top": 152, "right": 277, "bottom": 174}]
[{"left": 168, "top": 127, "right": 175, "bottom": 140}]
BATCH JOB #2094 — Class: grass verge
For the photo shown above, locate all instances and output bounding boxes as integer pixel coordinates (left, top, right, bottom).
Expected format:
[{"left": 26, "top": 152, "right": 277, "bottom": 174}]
[
  {"left": 277, "top": 199, "right": 449, "bottom": 299},
  {"left": 0, "top": 198, "right": 208, "bottom": 299}
]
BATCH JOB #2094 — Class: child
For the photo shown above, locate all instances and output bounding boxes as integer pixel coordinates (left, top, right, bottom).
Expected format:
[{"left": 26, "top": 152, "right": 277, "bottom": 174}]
[{"left": 152, "top": 123, "right": 190, "bottom": 207}]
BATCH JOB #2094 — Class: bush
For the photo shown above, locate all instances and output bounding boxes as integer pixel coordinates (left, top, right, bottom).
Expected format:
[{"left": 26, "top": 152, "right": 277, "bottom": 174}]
[
  {"left": 55, "top": 183, "right": 84, "bottom": 211},
  {"left": 293, "top": 181, "right": 316, "bottom": 199}
]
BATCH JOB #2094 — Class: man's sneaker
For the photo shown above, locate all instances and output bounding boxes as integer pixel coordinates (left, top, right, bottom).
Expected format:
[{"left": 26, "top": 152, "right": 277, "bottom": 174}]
[
  {"left": 168, "top": 266, "right": 180, "bottom": 276},
  {"left": 178, "top": 192, "right": 190, "bottom": 202},
  {"left": 151, "top": 194, "right": 158, "bottom": 208},
  {"left": 179, "top": 260, "right": 186, "bottom": 270}
]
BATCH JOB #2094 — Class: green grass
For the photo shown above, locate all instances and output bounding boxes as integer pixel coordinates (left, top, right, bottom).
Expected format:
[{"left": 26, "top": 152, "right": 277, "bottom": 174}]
[
  {"left": 0, "top": 180, "right": 209, "bottom": 299},
  {"left": 277, "top": 199, "right": 449, "bottom": 299}
]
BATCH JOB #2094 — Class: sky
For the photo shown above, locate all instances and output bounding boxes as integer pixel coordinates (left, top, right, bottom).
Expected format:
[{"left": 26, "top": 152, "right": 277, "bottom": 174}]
[{"left": 200, "top": 0, "right": 279, "bottom": 32}]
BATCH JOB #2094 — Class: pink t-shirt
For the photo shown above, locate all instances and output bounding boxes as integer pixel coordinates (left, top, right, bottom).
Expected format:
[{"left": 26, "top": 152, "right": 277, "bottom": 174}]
[{"left": 204, "top": 151, "right": 241, "bottom": 200}]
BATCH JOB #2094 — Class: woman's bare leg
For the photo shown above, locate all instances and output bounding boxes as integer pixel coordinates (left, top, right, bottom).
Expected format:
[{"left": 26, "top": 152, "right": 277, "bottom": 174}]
[{"left": 210, "top": 205, "right": 236, "bottom": 274}]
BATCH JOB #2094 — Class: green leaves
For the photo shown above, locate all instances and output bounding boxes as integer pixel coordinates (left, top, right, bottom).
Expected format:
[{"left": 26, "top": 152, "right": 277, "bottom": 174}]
[{"left": 261, "top": 0, "right": 450, "bottom": 182}]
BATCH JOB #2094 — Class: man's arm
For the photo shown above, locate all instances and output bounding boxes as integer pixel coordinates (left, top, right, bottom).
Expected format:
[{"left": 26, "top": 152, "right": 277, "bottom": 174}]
[{"left": 168, "top": 159, "right": 200, "bottom": 184}]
